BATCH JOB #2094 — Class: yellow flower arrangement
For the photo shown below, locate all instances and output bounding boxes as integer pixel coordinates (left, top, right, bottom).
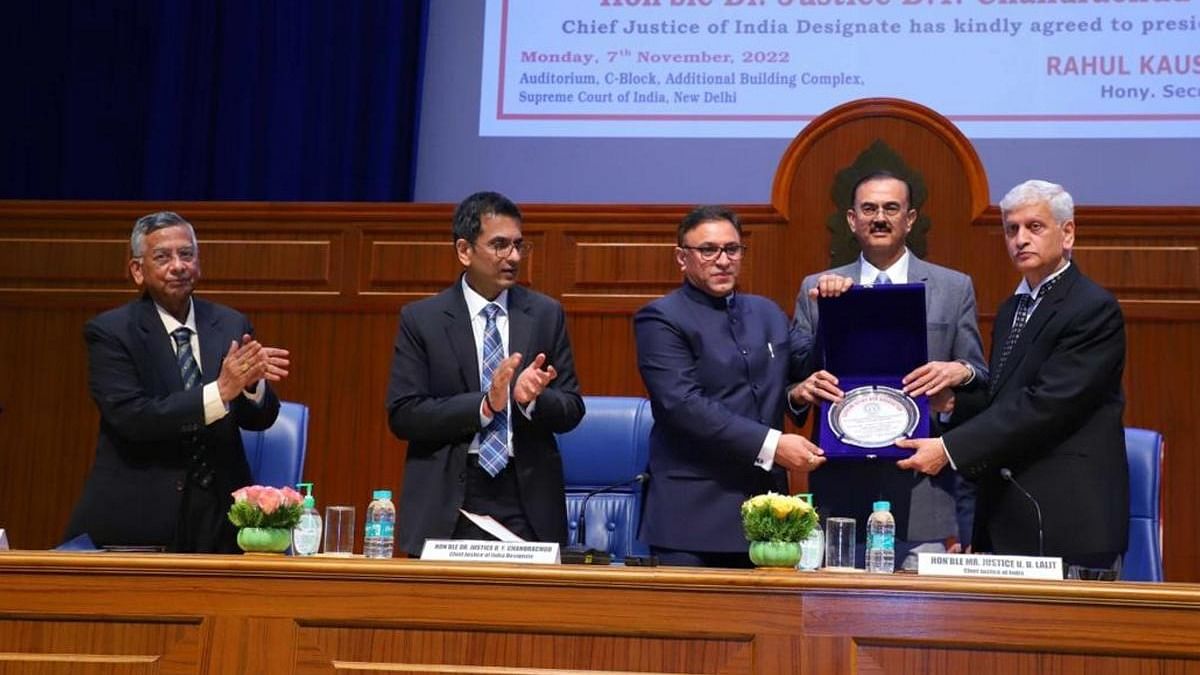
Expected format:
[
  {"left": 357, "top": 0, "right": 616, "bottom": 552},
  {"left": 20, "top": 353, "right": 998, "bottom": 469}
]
[{"left": 741, "top": 491, "right": 819, "bottom": 543}]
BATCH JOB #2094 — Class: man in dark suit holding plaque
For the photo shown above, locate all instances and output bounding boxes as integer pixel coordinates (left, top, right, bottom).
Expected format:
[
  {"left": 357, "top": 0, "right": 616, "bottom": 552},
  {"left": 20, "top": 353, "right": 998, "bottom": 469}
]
[
  {"left": 792, "top": 172, "right": 987, "bottom": 567},
  {"left": 898, "top": 180, "right": 1128, "bottom": 574},
  {"left": 635, "top": 205, "right": 826, "bottom": 567},
  {"left": 388, "top": 191, "right": 585, "bottom": 556}
]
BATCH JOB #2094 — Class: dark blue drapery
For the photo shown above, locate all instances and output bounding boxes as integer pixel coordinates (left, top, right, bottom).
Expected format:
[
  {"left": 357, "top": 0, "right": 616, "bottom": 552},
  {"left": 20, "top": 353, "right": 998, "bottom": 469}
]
[{"left": 2, "top": 0, "right": 424, "bottom": 201}]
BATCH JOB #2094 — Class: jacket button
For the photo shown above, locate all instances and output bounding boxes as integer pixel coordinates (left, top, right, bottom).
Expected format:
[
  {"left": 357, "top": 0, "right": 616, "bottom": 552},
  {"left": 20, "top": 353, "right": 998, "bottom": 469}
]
[{"left": 176, "top": 480, "right": 185, "bottom": 492}]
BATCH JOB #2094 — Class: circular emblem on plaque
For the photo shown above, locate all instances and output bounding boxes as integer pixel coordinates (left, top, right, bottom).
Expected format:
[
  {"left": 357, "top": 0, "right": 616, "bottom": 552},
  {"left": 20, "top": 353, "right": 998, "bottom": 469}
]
[{"left": 827, "top": 385, "right": 920, "bottom": 448}]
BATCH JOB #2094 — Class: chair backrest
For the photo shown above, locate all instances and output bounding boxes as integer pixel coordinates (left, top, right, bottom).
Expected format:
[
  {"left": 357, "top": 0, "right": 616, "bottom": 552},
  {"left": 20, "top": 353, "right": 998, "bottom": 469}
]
[
  {"left": 241, "top": 401, "right": 309, "bottom": 489},
  {"left": 1121, "top": 427, "right": 1164, "bottom": 582},
  {"left": 557, "top": 396, "right": 653, "bottom": 561}
]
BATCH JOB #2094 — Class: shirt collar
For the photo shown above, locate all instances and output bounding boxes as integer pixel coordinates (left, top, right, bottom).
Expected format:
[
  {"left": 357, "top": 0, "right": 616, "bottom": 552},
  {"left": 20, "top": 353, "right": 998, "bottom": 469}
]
[
  {"left": 154, "top": 298, "right": 197, "bottom": 336},
  {"left": 859, "top": 248, "right": 911, "bottom": 284},
  {"left": 681, "top": 280, "right": 734, "bottom": 310},
  {"left": 461, "top": 275, "right": 509, "bottom": 318},
  {"left": 1015, "top": 260, "right": 1072, "bottom": 297}
]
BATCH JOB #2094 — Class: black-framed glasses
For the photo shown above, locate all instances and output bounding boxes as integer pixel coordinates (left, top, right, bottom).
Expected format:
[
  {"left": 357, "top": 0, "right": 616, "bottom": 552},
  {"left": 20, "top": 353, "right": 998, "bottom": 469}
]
[
  {"left": 856, "top": 202, "right": 906, "bottom": 218},
  {"left": 478, "top": 238, "right": 531, "bottom": 259},
  {"left": 679, "top": 243, "right": 747, "bottom": 262}
]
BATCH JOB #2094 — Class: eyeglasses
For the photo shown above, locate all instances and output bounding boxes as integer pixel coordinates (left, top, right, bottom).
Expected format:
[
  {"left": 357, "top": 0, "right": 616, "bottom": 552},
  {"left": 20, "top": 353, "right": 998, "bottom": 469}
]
[
  {"left": 478, "top": 238, "right": 531, "bottom": 259},
  {"left": 856, "top": 203, "right": 906, "bottom": 218},
  {"left": 679, "top": 243, "right": 747, "bottom": 262}
]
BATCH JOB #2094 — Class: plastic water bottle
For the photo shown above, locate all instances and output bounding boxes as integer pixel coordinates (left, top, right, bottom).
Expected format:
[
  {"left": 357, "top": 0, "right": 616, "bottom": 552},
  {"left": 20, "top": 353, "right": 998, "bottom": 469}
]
[
  {"left": 292, "top": 482, "right": 322, "bottom": 556},
  {"left": 865, "top": 500, "right": 895, "bottom": 574},
  {"left": 363, "top": 489, "right": 396, "bottom": 559}
]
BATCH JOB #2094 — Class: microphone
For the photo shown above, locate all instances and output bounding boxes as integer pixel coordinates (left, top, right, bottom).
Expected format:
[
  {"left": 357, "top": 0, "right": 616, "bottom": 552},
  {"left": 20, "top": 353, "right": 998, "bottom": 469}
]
[
  {"left": 562, "top": 472, "right": 649, "bottom": 565},
  {"left": 1000, "top": 467, "right": 1044, "bottom": 557}
]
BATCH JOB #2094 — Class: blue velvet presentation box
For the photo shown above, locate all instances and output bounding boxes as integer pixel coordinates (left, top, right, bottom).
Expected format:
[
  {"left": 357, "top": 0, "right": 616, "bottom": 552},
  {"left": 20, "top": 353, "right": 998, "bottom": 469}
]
[{"left": 815, "top": 283, "right": 929, "bottom": 459}]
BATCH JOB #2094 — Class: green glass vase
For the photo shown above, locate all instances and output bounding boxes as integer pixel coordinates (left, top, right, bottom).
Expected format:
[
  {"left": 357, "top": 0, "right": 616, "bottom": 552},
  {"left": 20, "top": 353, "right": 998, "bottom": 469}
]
[
  {"left": 748, "top": 541, "right": 802, "bottom": 568},
  {"left": 237, "top": 527, "right": 292, "bottom": 554}
]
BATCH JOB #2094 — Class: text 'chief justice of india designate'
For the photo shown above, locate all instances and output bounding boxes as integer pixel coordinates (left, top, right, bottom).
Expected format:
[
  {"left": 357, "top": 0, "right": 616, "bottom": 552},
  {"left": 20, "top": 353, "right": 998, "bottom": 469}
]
[{"left": 65, "top": 211, "right": 290, "bottom": 553}]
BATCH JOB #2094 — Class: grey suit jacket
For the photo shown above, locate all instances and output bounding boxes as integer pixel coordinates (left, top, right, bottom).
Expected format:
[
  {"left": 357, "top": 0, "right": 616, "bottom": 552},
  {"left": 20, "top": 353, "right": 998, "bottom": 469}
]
[{"left": 792, "top": 253, "right": 987, "bottom": 542}]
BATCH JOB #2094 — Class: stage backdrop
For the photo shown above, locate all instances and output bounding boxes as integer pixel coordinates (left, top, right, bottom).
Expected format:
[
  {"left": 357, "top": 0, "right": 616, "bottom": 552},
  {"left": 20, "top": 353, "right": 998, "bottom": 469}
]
[{"left": 1, "top": 100, "right": 1196, "bottom": 579}]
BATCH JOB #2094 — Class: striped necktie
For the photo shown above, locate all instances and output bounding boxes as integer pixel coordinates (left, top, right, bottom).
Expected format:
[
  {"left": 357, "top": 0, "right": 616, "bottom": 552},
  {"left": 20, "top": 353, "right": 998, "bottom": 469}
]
[
  {"left": 478, "top": 303, "right": 509, "bottom": 477},
  {"left": 171, "top": 327, "right": 201, "bottom": 391},
  {"left": 989, "top": 275, "right": 1061, "bottom": 396}
]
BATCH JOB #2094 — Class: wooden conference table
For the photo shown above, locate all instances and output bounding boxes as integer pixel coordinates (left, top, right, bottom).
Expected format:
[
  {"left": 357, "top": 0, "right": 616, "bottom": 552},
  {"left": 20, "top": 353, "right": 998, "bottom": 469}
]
[{"left": 1, "top": 551, "right": 1198, "bottom": 674}]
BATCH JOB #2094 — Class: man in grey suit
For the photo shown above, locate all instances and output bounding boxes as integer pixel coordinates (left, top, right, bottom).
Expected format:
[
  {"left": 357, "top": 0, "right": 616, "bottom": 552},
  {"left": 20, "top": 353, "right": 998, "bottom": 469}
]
[{"left": 792, "top": 171, "right": 987, "bottom": 568}]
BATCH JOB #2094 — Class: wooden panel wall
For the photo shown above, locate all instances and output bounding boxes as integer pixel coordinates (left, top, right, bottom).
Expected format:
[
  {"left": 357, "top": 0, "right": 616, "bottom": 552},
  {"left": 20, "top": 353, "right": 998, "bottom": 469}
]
[
  {"left": 0, "top": 201, "right": 786, "bottom": 558},
  {"left": 1, "top": 199, "right": 1197, "bottom": 577}
]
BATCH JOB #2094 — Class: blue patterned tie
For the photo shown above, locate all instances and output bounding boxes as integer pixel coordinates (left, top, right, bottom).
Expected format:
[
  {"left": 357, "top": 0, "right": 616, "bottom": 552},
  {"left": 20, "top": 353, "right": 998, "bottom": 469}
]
[
  {"left": 171, "top": 327, "right": 201, "bottom": 391},
  {"left": 874, "top": 271, "right": 892, "bottom": 285},
  {"left": 478, "top": 303, "right": 509, "bottom": 477}
]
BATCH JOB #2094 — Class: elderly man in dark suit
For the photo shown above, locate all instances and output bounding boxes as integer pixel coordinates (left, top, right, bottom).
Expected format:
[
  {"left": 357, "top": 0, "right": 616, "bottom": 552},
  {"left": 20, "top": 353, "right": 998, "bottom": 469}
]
[
  {"left": 388, "top": 191, "right": 585, "bottom": 556},
  {"left": 898, "top": 180, "right": 1129, "bottom": 575},
  {"left": 791, "top": 171, "right": 987, "bottom": 568},
  {"left": 65, "top": 211, "right": 289, "bottom": 552},
  {"left": 635, "top": 205, "right": 826, "bottom": 568}
]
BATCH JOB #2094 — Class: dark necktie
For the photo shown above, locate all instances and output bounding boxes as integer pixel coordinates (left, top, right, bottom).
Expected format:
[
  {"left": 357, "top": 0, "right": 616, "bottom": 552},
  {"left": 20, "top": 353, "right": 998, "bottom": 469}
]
[
  {"left": 478, "top": 303, "right": 509, "bottom": 477},
  {"left": 989, "top": 276, "right": 1060, "bottom": 396},
  {"left": 171, "top": 327, "right": 201, "bottom": 391}
]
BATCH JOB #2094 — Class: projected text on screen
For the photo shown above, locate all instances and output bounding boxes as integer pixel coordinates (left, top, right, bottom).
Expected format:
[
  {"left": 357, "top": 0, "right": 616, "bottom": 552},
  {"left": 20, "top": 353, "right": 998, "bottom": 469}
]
[{"left": 480, "top": 0, "right": 1200, "bottom": 139}]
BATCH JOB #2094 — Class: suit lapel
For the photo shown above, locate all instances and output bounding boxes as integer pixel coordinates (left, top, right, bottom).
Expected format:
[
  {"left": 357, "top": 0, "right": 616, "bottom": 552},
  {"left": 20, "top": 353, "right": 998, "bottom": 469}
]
[
  {"left": 909, "top": 255, "right": 935, "bottom": 316},
  {"left": 136, "top": 296, "right": 184, "bottom": 392},
  {"left": 443, "top": 283, "right": 482, "bottom": 392},
  {"left": 990, "top": 265, "right": 1078, "bottom": 396},
  {"left": 507, "top": 286, "right": 534, "bottom": 368},
  {"left": 195, "top": 299, "right": 227, "bottom": 385}
]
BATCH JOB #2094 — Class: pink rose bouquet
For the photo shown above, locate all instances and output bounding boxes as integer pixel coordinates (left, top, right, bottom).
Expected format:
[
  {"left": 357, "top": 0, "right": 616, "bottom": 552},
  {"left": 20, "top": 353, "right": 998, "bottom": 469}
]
[{"left": 228, "top": 485, "right": 304, "bottom": 529}]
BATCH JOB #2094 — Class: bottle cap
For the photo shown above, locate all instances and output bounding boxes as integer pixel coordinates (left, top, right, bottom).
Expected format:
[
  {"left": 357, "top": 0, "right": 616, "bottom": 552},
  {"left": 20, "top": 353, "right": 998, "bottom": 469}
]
[
  {"left": 873, "top": 500, "right": 891, "bottom": 512},
  {"left": 373, "top": 489, "right": 392, "bottom": 500}
]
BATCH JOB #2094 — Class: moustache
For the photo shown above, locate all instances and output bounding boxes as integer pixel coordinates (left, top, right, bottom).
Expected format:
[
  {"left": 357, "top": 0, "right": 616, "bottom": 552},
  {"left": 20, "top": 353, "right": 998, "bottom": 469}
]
[{"left": 869, "top": 221, "right": 891, "bottom": 233}]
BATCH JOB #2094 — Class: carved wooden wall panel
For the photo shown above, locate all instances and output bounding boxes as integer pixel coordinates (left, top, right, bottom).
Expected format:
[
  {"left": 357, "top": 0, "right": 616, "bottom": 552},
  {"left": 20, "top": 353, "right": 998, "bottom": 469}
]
[{"left": 1, "top": 107, "right": 1198, "bottom": 580}]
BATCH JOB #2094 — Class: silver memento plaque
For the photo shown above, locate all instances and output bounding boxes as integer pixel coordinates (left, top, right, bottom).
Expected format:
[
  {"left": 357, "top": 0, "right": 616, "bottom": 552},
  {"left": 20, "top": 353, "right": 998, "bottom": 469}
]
[{"left": 827, "top": 385, "right": 920, "bottom": 448}]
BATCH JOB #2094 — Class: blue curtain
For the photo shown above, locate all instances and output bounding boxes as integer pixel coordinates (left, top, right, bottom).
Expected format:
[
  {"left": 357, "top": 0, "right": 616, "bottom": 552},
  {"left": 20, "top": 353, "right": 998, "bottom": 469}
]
[{"left": 2, "top": 0, "right": 424, "bottom": 201}]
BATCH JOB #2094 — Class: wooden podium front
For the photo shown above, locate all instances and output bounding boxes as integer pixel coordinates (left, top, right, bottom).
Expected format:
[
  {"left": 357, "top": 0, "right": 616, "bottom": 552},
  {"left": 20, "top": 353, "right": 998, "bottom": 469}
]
[{"left": 1, "top": 552, "right": 1199, "bottom": 674}]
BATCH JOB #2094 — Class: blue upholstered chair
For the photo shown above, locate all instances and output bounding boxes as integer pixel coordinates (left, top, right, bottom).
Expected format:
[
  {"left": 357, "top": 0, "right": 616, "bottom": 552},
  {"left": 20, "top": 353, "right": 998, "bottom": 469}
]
[
  {"left": 241, "top": 401, "right": 309, "bottom": 489},
  {"left": 557, "top": 396, "right": 653, "bottom": 561},
  {"left": 1121, "top": 427, "right": 1164, "bottom": 582}
]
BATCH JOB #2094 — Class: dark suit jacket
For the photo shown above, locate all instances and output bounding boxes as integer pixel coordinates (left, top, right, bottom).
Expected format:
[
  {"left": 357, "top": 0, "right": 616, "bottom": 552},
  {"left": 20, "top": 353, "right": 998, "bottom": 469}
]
[
  {"left": 946, "top": 263, "right": 1129, "bottom": 558},
  {"left": 634, "top": 283, "right": 796, "bottom": 553},
  {"left": 65, "top": 295, "right": 280, "bottom": 551},
  {"left": 387, "top": 281, "right": 585, "bottom": 556}
]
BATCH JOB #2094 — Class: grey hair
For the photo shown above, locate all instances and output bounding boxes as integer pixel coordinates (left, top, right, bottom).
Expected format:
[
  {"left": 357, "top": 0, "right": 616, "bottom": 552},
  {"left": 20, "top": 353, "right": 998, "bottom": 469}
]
[
  {"left": 130, "top": 211, "right": 196, "bottom": 258},
  {"left": 999, "top": 180, "right": 1074, "bottom": 225}
]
